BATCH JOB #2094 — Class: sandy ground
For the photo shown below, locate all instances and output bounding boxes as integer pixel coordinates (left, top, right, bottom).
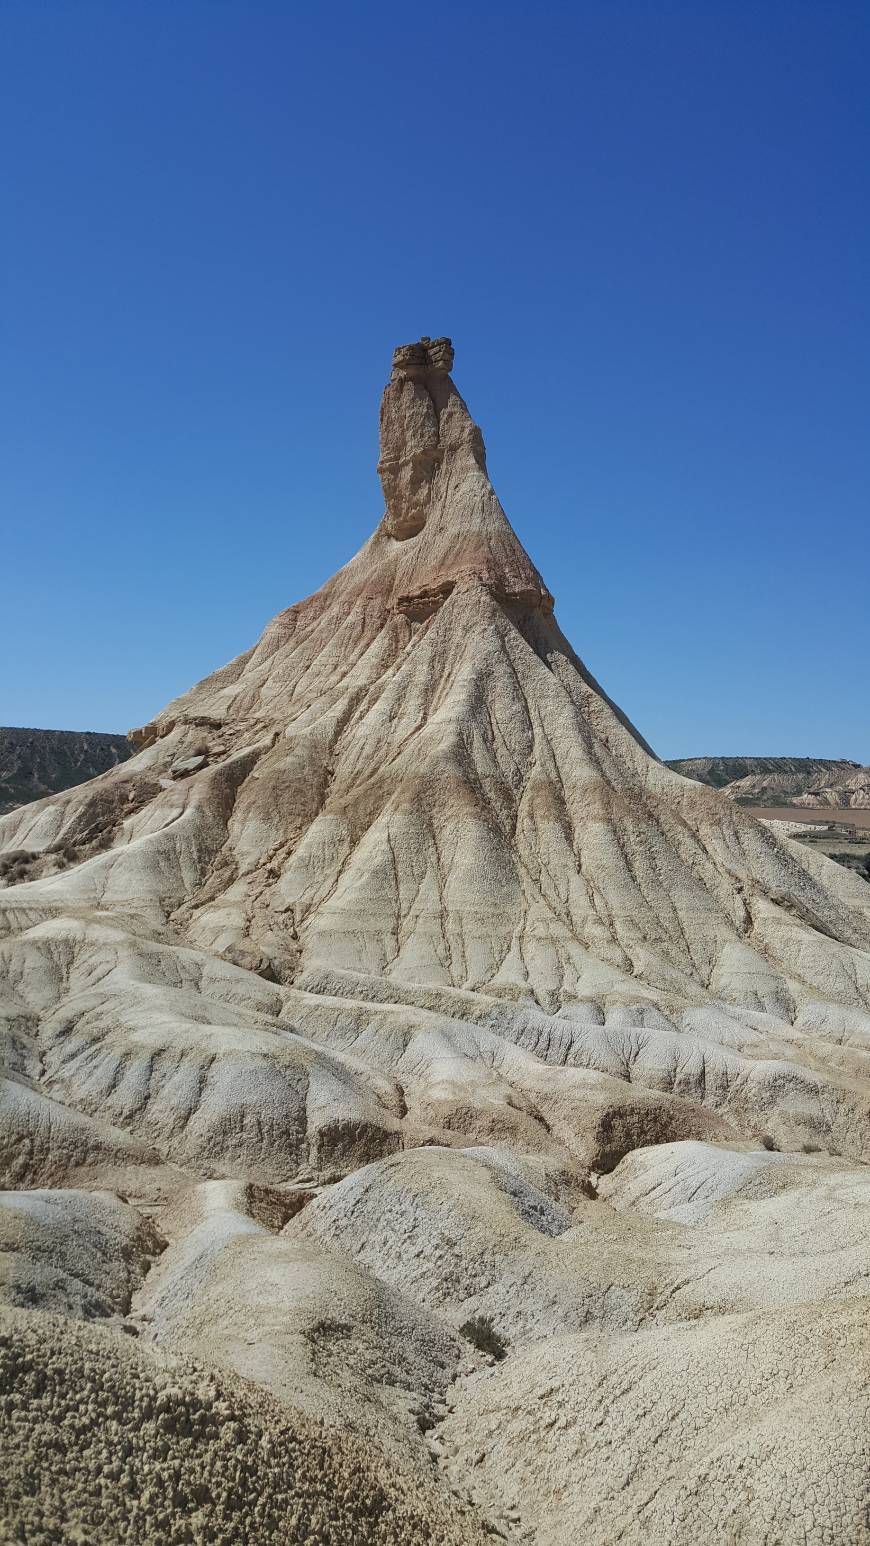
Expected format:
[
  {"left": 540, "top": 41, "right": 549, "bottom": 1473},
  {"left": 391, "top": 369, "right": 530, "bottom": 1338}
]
[{"left": 745, "top": 804, "right": 870, "bottom": 829}]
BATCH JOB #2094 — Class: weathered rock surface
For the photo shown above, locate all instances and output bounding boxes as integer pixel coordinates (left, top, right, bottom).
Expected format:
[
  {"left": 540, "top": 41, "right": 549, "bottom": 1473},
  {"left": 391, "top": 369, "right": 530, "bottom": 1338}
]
[
  {"left": 0, "top": 1306, "right": 487, "bottom": 1546},
  {"left": 1, "top": 338, "right": 869, "bottom": 1543}
]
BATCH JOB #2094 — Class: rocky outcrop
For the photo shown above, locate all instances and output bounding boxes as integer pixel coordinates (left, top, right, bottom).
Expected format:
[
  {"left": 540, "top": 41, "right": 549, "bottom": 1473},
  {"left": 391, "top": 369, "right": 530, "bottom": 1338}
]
[{"left": 376, "top": 335, "right": 553, "bottom": 611}]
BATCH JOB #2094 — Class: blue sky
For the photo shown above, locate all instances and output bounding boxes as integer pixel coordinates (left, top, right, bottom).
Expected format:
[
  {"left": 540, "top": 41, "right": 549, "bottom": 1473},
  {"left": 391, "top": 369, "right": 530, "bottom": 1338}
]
[{"left": 2, "top": 1, "right": 868, "bottom": 759}]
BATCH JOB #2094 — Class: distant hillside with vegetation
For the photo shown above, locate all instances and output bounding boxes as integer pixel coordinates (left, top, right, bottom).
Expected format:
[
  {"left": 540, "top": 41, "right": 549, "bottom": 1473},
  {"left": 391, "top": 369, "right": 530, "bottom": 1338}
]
[
  {"left": 667, "top": 756, "right": 869, "bottom": 809},
  {"left": 0, "top": 728, "right": 131, "bottom": 815}
]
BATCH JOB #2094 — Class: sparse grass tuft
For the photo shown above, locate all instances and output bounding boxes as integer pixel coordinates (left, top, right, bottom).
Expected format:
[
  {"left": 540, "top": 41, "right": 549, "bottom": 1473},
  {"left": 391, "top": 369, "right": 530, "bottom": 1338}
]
[{"left": 459, "top": 1315, "right": 508, "bottom": 1361}]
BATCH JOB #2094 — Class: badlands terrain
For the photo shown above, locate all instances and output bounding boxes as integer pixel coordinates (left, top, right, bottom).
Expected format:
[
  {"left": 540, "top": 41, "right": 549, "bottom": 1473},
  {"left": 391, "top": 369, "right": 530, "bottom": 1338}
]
[
  {"left": 1, "top": 337, "right": 869, "bottom": 1544},
  {"left": 669, "top": 754, "right": 870, "bottom": 810}
]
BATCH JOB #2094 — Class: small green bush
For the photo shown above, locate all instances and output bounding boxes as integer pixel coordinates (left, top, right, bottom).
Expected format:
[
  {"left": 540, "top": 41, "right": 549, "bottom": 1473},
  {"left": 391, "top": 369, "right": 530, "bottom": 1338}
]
[{"left": 459, "top": 1315, "right": 508, "bottom": 1361}]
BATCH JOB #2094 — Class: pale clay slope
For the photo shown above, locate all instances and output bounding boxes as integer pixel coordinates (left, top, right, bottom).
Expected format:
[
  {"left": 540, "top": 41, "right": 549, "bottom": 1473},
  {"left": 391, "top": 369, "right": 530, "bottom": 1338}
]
[{"left": 0, "top": 337, "right": 869, "bottom": 1543}]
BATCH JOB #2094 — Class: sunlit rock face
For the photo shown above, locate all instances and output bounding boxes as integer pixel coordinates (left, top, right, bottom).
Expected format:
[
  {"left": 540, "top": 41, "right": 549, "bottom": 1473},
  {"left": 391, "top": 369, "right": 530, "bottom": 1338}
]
[
  {"left": 1, "top": 339, "right": 869, "bottom": 1546},
  {"left": 379, "top": 337, "right": 456, "bottom": 541}
]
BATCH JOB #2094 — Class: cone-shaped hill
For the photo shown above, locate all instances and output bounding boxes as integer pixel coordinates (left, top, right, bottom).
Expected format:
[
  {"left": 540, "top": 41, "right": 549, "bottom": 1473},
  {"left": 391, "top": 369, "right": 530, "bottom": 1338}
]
[{"left": 1, "top": 340, "right": 869, "bottom": 1546}]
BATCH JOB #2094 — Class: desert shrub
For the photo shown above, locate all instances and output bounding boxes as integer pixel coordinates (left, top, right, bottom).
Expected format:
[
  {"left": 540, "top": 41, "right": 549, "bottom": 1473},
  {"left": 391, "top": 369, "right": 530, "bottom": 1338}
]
[
  {"left": 759, "top": 1134, "right": 779, "bottom": 1152},
  {"left": 43, "top": 843, "right": 73, "bottom": 870},
  {"left": 801, "top": 1143, "right": 822, "bottom": 1154},
  {"left": 828, "top": 851, "right": 870, "bottom": 882},
  {"left": 459, "top": 1315, "right": 508, "bottom": 1361},
  {"left": 304, "top": 1318, "right": 352, "bottom": 1343},
  {"left": 0, "top": 850, "right": 33, "bottom": 884},
  {"left": 0, "top": 850, "right": 33, "bottom": 877}
]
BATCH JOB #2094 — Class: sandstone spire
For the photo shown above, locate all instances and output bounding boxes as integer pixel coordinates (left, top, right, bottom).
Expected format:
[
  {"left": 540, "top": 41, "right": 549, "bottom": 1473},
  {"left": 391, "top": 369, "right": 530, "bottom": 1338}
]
[
  {"left": 372, "top": 335, "right": 553, "bottom": 614},
  {"left": 379, "top": 337, "right": 464, "bottom": 539}
]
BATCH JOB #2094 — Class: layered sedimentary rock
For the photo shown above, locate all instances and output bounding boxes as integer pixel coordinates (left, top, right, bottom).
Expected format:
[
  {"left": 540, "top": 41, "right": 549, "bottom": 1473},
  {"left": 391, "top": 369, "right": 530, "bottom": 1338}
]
[
  {"left": 795, "top": 762, "right": 870, "bottom": 809},
  {"left": 669, "top": 754, "right": 870, "bottom": 808},
  {"left": 1, "top": 339, "right": 869, "bottom": 1544}
]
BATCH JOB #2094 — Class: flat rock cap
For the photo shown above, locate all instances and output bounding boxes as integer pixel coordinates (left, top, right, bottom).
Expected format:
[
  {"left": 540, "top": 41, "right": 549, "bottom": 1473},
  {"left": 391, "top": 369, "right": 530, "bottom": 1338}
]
[{"left": 392, "top": 336, "right": 455, "bottom": 379}]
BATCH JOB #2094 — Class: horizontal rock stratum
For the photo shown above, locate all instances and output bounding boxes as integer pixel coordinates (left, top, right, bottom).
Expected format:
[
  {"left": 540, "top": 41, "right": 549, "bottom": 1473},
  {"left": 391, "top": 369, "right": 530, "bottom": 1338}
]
[{"left": 1, "top": 339, "right": 869, "bottom": 1545}]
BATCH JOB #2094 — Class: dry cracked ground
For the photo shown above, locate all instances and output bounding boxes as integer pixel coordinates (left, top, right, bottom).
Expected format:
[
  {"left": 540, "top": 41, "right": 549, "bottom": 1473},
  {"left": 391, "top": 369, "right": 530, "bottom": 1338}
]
[{"left": 1, "top": 337, "right": 868, "bottom": 1545}]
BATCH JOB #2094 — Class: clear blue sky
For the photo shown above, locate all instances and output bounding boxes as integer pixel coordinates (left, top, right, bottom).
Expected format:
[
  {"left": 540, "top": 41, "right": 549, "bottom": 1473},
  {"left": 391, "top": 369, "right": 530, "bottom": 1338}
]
[{"left": 2, "top": 1, "right": 868, "bottom": 759}]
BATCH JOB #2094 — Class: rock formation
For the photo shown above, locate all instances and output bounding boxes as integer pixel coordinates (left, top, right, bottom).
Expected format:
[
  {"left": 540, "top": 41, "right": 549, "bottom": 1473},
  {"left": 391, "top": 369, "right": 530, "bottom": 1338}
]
[
  {"left": 1, "top": 339, "right": 869, "bottom": 1544},
  {"left": 795, "top": 762, "right": 870, "bottom": 809}
]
